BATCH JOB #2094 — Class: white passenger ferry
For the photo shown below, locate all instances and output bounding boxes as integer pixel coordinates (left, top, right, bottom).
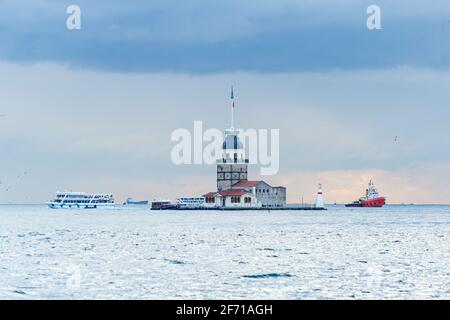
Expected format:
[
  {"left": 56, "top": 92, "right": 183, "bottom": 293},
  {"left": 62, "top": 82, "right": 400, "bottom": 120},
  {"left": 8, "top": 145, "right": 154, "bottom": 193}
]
[
  {"left": 47, "top": 191, "right": 115, "bottom": 209},
  {"left": 176, "top": 197, "right": 205, "bottom": 209}
]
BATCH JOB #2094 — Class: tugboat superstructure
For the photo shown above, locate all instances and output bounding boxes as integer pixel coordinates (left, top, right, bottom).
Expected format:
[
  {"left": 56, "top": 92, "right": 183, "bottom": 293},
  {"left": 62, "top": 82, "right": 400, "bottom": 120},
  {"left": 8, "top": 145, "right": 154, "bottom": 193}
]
[{"left": 345, "top": 180, "right": 386, "bottom": 207}]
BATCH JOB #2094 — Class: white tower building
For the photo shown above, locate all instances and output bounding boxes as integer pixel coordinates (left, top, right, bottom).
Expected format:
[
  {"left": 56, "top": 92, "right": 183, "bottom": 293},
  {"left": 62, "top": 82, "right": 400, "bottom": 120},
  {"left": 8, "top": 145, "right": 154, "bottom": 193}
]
[
  {"left": 315, "top": 183, "right": 324, "bottom": 208},
  {"left": 216, "top": 87, "right": 249, "bottom": 191}
]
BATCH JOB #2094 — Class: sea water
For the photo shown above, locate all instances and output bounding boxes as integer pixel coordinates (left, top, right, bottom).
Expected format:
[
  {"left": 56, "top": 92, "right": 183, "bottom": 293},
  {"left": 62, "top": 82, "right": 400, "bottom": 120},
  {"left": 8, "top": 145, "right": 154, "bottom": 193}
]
[{"left": 0, "top": 204, "right": 449, "bottom": 299}]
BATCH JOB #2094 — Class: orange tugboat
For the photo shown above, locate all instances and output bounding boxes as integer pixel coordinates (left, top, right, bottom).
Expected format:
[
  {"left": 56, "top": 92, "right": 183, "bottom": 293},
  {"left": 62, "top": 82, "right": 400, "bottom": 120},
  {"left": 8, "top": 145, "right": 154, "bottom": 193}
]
[{"left": 345, "top": 180, "right": 386, "bottom": 207}]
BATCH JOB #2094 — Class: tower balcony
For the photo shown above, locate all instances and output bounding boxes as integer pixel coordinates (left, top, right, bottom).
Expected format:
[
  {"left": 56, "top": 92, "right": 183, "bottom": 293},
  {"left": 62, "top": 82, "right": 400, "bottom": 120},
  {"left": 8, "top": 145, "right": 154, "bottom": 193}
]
[{"left": 217, "top": 158, "right": 249, "bottom": 164}]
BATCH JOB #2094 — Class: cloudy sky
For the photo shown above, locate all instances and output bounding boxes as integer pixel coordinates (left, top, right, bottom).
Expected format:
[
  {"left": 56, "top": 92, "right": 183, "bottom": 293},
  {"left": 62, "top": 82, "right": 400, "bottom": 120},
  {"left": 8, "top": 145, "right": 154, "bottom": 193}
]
[{"left": 0, "top": 0, "right": 449, "bottom": 204}]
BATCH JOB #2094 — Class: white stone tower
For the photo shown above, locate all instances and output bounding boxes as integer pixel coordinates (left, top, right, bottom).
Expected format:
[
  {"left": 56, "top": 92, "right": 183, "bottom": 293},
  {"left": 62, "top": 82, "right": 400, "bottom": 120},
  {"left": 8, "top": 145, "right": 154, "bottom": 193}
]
[
  {"left": 315, "top": 183, "right": 324, "bottom": 208},
  {"left": 216, "top": 87, "right": 249, "bottom": 192}
]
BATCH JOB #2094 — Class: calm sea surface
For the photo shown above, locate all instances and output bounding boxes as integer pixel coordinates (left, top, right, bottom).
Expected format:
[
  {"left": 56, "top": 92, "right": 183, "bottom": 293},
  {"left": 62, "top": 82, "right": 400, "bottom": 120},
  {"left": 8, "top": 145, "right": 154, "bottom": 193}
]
[{"left": 0, "top": 204, "right": 449, "bottom": 299}]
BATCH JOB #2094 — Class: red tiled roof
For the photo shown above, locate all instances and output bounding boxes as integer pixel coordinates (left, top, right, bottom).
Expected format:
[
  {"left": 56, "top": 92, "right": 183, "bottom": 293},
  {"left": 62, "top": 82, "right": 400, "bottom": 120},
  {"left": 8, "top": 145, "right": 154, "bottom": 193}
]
[
  {"left": 218, "top": 189, "right": 248, "bottom": 197},
  {"left": 203, "top": 192, "right": 218, "bottom": 197},
  {"left": 232, "top": 180, "right": 262, "bottom": 187}
]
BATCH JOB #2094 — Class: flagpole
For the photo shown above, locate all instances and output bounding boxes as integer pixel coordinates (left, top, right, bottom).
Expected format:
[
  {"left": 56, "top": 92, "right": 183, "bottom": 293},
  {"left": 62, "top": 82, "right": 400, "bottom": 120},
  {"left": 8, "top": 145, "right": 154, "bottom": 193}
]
[{"left": 231, "top": 86, "right": 234, "bottom": 130}]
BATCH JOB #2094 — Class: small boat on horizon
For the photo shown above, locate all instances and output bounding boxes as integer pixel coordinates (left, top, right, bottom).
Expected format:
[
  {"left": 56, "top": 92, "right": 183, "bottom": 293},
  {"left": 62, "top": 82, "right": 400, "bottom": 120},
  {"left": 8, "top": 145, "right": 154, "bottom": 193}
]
[
  {"left": 345, "top": 180, "right": 386, "bottom": 208},
  {"left": 151, "top": 199, "right": 176, "bottom": 210}
]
